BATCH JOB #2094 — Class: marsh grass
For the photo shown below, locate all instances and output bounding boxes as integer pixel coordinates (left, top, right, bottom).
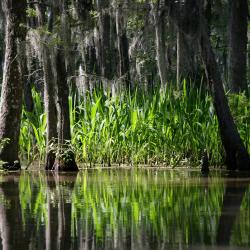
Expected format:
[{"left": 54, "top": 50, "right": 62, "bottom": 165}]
[{"left": 19, "top": 82, "right": 250, "bottom": 167}]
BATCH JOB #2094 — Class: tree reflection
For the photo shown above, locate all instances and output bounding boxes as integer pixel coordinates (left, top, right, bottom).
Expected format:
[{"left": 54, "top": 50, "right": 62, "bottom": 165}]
[
  {"left": 0, "top": 171, "right": 249, "bottom": 249},
  {"left": 0, "top": 173, "right": 29, "bottom": 250},
  {"left": 45, "top": 172, "right": 78, "bottom": 250},
  {"left": 217, "top": 175, "right": 249, "bottom": 245}
]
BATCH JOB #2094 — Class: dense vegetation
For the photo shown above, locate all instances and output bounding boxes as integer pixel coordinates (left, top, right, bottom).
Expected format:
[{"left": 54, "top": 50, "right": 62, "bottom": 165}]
[
  {"left": 20, "top": 85, "right": 249, "bottom": 167},
  {"left": 0, "top": 0, "right": 249, "bottom": 170},
  {"left": 0, "top": 3, "right": 249, "bottom": 249}
]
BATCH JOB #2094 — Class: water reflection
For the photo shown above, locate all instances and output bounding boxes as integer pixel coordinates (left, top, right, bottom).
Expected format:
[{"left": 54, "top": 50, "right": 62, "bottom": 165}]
[
  {"left": 45, "top": 173, "right": 78, "bottom": 250},
  {"left": 216, "top": 175, "right": 249, "bottom": 246},
  {"left": 0, "top": 173, "right": 27, "bottom": 250},
  {"left": 0, "top": 170, "right": 249, "bottom": 250}
]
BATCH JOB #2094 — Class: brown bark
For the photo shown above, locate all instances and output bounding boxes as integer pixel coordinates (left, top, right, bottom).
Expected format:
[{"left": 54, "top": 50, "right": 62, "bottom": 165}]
[
  {"left": 0, "top": 0, "right": 26, "bottom": 169},
  {"left": 53, "top": 48, "right": 78, "bottom": 171},
  {"left": 199, "top": 18, "right": 250, "bottom": 170},
  {"left": 228, "top": 0, "right": 248, "bottom": 93}
]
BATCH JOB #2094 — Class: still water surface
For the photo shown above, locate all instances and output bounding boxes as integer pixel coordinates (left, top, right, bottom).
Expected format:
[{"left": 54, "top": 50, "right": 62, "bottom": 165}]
[{"left": 0, "top": 169, "right": 249, "bottom": 250}]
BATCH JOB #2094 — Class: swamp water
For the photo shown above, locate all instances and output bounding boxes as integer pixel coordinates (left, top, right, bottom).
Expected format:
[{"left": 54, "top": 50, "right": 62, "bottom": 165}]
[{"left": 0, "top": 170, "right": 249, "bottom": 250}]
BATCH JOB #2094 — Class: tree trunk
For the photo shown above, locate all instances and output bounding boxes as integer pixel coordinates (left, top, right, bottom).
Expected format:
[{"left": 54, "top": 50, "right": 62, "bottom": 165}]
[
  {"left": 97, "top": 0, "right": 115, "bottom": 81},
  {"left": 116, "top": 4, "right": 131, "bottom": 90},
  {"left": 35, "top": 3, "right": 58, "bottom": 170},
  {"left": 73, "top": 0, "right": 95, "bottom": 96},
  {"left": 200, "top": 18, "right": 250, "bottom": 170},
  {"left": 51, "top": 3, "right": 78, "bottom": 172},
  {"left": 22, "top": 48, "right": 34, "bottom": 113},
  {"left": 228, "top": 0, "right": 248, "bottom": 93},
  {"left": 204, "top": 0, "right": 212, "bottom": 35},
  {"left": 176, "top": 31, "right": 197, "bottom": 88},
  {"left": 53, "top": 48, "right": 78, "bottom": 171},
  {"left": 24, "top": 80, "right": 34, "bottom": 113},
  {"left": 176, "top": 1, "right": 196, "bottom": 88},
  {"left": 151, "top": 1, "right": 167, "bottom": 89},
  {"left": 43, "top": 45, "right": 58, "bottom": 170},
  {"left": 0, "top": 0, "right": 26, "bottom": 169},
  {"left": 0, "top": 3, "right": 4, "bottom": 83}
]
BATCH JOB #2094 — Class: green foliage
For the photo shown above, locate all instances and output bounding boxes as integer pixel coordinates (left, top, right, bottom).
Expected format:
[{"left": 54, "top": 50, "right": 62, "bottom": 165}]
[
  {"left": 89, "top": 10, "right": 99, "bottom": 19},
  {"left": 0, "top": 138, "right": 10, "bottom": 167},
  {"left": 19, "top": 88, "right": 46, "bottom": 163},
  {"left": 127, "top": 15, "right": 144, "bottom": 34},
  {"left": 228, "top": 93, "right": 250, "bottom": 152},
  {"left": 26, "top": 8, "right": 37, "bottom": 18},
  {"left": 0, "top": 138, "right": 10, "bottom": 151},
  {"left": 19, "top": 84, "right": 250, "bottom": 167},
  {"left": 48, "top": 139, "right": 75, "bottom": 163}
]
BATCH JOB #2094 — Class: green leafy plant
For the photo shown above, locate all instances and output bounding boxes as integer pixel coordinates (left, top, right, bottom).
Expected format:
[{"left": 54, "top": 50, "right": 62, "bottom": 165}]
[{"left": 19, "top": 83, "right": 250, "bottom": 167}]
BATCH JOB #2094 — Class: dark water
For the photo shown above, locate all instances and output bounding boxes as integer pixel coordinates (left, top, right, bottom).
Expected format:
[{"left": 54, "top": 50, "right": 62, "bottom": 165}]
[{"left": 0, "top": 169, "right": 249, "bottom": 250}]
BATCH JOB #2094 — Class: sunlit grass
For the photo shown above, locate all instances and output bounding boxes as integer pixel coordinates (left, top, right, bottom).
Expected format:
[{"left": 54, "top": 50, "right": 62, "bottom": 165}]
[{"left": 19, "top": 81, "right": 250, "bottom": 167}]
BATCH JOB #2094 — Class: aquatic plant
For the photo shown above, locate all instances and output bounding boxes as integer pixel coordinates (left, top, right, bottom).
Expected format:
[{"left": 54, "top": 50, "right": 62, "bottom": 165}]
[{"left": 19, "top": 82, "right": 250, "bottom": 167}]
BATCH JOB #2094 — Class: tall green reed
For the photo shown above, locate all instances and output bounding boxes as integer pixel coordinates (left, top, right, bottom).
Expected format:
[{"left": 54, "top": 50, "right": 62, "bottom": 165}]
[
  {"left": 19, "top": 88, "right": 46, "bottom": 163},
  {"left": 19, "top": 81, "right": 250, "bottom": 167}
]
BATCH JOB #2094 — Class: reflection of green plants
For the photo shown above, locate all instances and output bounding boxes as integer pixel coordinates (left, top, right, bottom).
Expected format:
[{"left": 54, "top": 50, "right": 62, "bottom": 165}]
[
  {"left": 71, "top": 171, "right": 248, "bottom": 246},
  {"left": 15, "top": 171, "right": 250, "bottom": 246},
  {"left": 19, "top": 173, "right": 47, "bottom": 227}
]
